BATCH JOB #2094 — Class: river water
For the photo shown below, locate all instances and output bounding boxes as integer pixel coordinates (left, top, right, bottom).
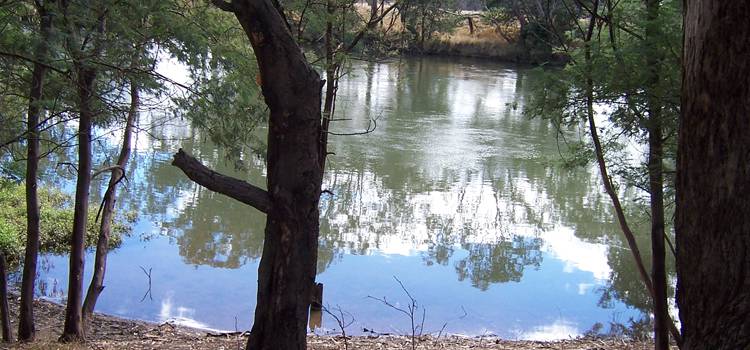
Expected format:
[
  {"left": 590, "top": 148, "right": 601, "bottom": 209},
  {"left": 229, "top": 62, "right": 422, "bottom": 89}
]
[{"left": 35, "top": 56, "right": 653, "bottom": 339}]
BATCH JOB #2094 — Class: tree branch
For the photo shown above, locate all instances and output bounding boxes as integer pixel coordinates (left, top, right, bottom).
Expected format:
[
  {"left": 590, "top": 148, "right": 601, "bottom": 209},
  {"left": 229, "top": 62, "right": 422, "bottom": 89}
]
[{"left": 172, "top": 148, "right": 271, "bottom": 213}]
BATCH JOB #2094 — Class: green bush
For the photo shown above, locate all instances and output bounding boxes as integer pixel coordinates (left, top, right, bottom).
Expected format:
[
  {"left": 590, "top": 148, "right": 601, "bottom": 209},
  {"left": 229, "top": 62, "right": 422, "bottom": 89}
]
[{"left": 0, "top": 179, "right": 131, "bottom": 266}]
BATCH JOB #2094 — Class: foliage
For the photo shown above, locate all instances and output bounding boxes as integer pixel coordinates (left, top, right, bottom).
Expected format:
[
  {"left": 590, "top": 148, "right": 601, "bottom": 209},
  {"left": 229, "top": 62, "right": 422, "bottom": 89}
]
[
  {"left": 0, "top": 179, "right": 130, "bottom": 266},
  {"left": 398, "top": 0, "right": 460, "bottom": 50},
  {"left": 485, "top": 0, "right": 579, "bottom": 62},
  {"left": 168, "top": 2, "right": 267, "bottom": 156},
  {"left": 524, "top": 0, "right": 681, "bottom": 204},
  {"left": 522, "top": 0, "right": 683, "bottom": 322}
]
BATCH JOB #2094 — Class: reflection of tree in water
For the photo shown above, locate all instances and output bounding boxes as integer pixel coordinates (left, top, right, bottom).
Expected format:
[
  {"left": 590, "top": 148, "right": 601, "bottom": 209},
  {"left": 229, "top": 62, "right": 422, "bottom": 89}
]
[
  {"left": 172, "top": 187, "right": 265, "bottom": 268},
  {"left": 110, "top": 59, "right": 669, "bottom": 323},
  {"left": 455, "top": 236, "right": 543, "bottom": 290}
]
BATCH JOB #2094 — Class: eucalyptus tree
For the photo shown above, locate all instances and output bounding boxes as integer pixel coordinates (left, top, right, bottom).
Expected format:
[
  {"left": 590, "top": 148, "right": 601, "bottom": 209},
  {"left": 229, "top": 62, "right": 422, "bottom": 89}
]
[
  {"left": 18, "top": 0, "right": 53, "bottom": 342},
  {"left": 57, "top": 0, "right": 110, "bottom": 340},
  {"left": 0, "top": 0, "right": 64, "bottom": 341},
  {"left": 173, "top": 1, "right": 324, "bottom": 348},
  {"left": 484, "top": 0, "right": 578, "bottom": 61},
  {"left": 522, "top": 0, "right": 683, "bottom": 345},
  {"left": 677, "top": 1, "right": 750, "bottom": 348},
  {"left": 397, "top": 0, "right": 457, "bottom": 50}
]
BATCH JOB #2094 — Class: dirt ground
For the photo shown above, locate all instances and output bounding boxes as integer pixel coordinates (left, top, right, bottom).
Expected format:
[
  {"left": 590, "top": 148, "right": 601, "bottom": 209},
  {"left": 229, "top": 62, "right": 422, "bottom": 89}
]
[{"left": 0, "top": 296, "right": 668, "bottom": 350}]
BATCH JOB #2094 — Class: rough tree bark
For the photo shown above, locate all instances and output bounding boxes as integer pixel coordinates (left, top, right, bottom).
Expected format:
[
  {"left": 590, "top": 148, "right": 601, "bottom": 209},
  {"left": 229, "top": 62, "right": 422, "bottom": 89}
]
[
  {"left": 676, "top": 1, "right": 750, "bottom": 349},
  {"left": 81, "top": 82, "right": 139, "bottom": 331},
  {"left": 176, "top": 1, "right": 324, "bottom": 349},
  {"left": 18, "top": 1, "right": 53, "bottom": 341}
]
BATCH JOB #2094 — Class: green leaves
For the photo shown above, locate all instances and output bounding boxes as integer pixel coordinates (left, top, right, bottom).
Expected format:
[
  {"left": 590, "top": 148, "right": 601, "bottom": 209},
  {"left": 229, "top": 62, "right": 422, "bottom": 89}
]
[{"left": 0, "top": 179, "right": 128, "bottom": 266}]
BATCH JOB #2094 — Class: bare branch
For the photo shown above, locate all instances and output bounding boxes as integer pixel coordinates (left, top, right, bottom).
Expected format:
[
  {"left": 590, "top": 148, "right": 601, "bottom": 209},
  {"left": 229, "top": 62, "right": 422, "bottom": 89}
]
[
  {"left": 327, "top": 117, "right": 377, "bottom": 136},
  {"left": 172, "top": 148, "right": 271, "bottom": 214},
  {"left": 91, "top": 165, "right": 125, "bottom": 179}
]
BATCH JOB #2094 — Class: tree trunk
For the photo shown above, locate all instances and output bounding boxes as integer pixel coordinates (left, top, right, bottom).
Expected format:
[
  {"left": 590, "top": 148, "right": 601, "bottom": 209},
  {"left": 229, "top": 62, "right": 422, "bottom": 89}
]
[
  {"left": 320, "top": 0, "right": 336, "bottom": 170},
  {"left": 189, "top": 1, "right": 323, "bottom": 349},
  {"left": 59, "top": 65, "right": 97, "bottom": 343},
  {"left": 236, "top": 3, "right": 322, "bottom": 348},
  {"left": 676, "top": 1, "right": 750, "bottom": 349},
  {"left": 647, "top": 104, "right": 669, "bottom": 350},
  {"left": 0, "top": 253, "right": 11, "bottom": 342},
  {"left": 60, "top": 68, "right": 96, "bottom": 342},
  {"left": 18, "top": 1, "right": 53, "bottom": 341},
  {"left": 60, "top": 1, "right": 107, "bottom": 340},
  {"left": 81, "top": 82, "right": 139, "bottom": 331},
  {"left": 644, "top": 0, "right": 669, "bottom": 348}
]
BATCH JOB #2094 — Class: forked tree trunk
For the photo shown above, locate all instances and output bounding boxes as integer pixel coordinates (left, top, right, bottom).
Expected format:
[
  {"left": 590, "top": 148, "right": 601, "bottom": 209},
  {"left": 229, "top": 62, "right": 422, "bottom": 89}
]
[
  {"left": 18, "top": 1, "right": 53, "bottom": 341},
  {"left": 234, "top": 3, "right": 323, "bottom": 348},
  {"left": 179, "top": 1, "right": 323, "bottom": 349},
  {"left": 81, "top": 82, "right": 139, "bottom": 330},
  {"left": 676, "top": 1, "right": 750, "bottom": 349}
]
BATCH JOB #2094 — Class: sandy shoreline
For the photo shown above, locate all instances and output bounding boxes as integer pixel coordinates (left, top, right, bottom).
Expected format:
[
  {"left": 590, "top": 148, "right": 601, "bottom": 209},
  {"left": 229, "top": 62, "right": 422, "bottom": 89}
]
[{"left": 0, "top": 295, "right": 669, "bottom": 349}]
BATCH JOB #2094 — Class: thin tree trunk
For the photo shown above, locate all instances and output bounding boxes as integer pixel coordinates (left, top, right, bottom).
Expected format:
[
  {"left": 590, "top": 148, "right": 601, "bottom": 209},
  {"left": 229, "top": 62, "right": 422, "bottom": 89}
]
[
  {"left": 320, "top": 0, "right": 337, "bottom": 170},
  {"left": 81, "top": 82, "right": 139, "bottom": 330},
  {"left": 18, "top": 1, "right": 53, "bottom": 341},
  {"left": 60, "top": 1, "right": 107, "bottom": 340},
  {"left": 648, "top": 105, "right": 668, "bottom": 350},
  {"left": 0, "top": 253, "right": 10, "bottom": 342},
  {"left": 677, "top": 1, "right": 750, "bottom": 349},
  {"left": 59, "top": 64, "right": 96, "bottom": 343},
  {"left": 316, "top": 2, "right": 341, "bottom": 310},
  {"left": 644, "top": 0, "right": 669, "bottom": 348},
  {"left": 582, "top": 2, "right": 682, "bottom": 344}
]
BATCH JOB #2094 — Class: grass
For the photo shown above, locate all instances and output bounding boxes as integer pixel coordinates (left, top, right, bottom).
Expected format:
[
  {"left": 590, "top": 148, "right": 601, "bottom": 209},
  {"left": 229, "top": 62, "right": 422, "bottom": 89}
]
[{"left": 424, "top": 22, "right": 523, "bottom": 59}]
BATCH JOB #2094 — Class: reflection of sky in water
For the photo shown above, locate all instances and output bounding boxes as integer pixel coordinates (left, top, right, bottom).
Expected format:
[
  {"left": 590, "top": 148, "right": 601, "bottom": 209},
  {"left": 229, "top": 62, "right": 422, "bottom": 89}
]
[{"left": 33, "top": 57, "right": 647, "bottom": 340}]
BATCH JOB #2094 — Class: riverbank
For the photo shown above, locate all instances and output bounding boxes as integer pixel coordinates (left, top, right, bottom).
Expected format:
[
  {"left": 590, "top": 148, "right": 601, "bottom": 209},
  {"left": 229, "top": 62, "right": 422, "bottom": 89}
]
[{"left": 1, "top": 295, "right": 670, "bottom": 349}]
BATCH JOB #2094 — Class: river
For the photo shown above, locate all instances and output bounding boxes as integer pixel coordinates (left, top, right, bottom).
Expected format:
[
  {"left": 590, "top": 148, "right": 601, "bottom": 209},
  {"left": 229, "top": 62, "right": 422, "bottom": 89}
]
[{"left": 35, "top": 56, "right": 654, "bottom": 340}]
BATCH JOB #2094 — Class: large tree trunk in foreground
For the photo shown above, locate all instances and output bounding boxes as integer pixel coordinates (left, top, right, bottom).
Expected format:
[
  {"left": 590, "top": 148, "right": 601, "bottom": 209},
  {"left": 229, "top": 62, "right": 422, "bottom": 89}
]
[
  {"left": 179, "top": 1, "right": 323, "bottom": 349},
  {"left": 60, "top": 65, "right": 97, "bottom": 343},
  {"left": 676, "top": 1, "right": 750, "bottom": 349},
  {"left": 234, "top": 3, "right": 323, "bottom": 348},
  {"left": 81, "top": 82, "right": 139, "bottom": 331},
  {"left": 18, "top": 1, "right": 53, "bottom": 341}
]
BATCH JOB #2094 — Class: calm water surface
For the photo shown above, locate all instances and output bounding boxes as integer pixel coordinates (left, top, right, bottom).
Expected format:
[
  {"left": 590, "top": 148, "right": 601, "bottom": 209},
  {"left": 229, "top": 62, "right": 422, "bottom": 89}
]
[{"left": 35, "top": 57, "right": 652, "bottom": 339}]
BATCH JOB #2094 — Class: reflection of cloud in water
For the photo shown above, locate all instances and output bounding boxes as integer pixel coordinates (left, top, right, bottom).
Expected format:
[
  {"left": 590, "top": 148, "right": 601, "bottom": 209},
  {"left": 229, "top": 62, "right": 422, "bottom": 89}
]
[
  {"left": 578, "top": 283, "right": 595, "bottom": 295},
  {"left": 159, "top": 294, "right": 212, "bottom": 330},
  {"left": 324, "top": 166, "right": 612, "bottom": 283},
  {"left": 540, "top": 226, "right": 611, "bottom": 281},
  {"left": 519, "top": 319, "right": 580, "bottom": 341}
]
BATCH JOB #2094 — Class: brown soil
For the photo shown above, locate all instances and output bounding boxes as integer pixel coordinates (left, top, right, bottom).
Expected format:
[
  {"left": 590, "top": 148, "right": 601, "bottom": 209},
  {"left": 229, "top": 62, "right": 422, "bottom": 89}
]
[{"left": 0, "top": 295, "right": 667, "bottom": 350}]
